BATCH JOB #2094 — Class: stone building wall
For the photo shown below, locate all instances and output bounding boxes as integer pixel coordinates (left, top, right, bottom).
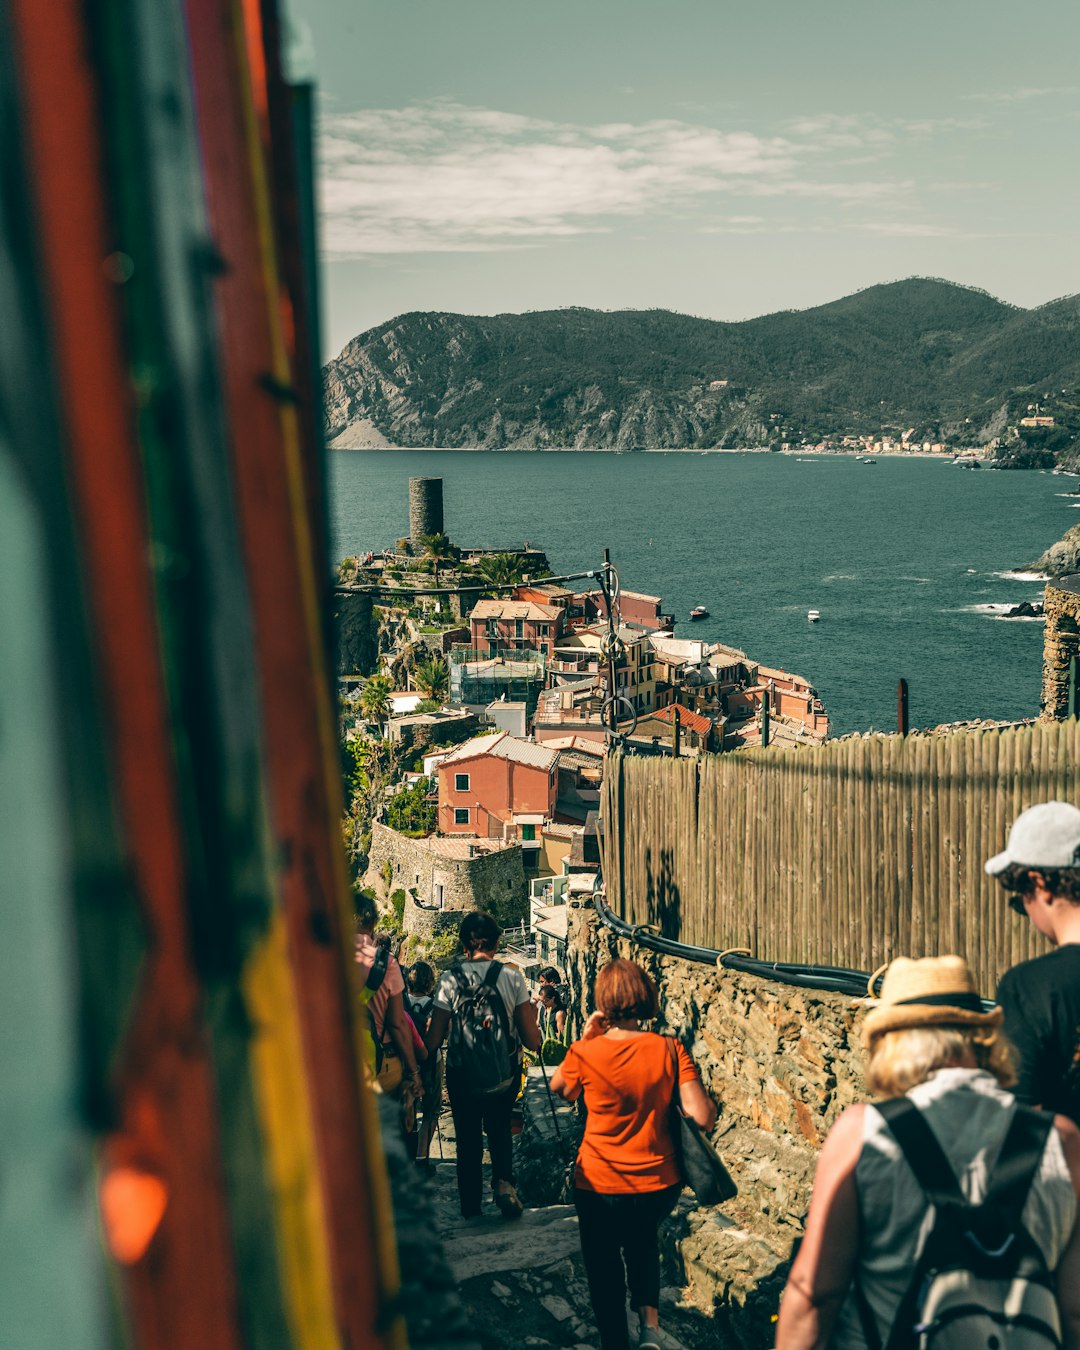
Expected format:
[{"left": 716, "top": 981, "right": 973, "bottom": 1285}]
[
  {"left": 565, "top": 904, "right": 869, "bottom": 1343},
  {"left": 367, "top": 822, "right": 527, "bottom": 928},
  {"left": 1040, "top": 576, "right": 1080, "bottom": 719},
  {"left": 392, "top": 712, "right": 479, "bottom": 755}
]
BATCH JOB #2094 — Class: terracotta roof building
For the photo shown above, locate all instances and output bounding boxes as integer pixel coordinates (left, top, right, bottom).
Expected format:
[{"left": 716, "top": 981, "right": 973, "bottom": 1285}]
[
  {"left": 629, "top": 702, "right": 723, "bottom": 754},
  {"left": 437, "top": 732, "right": 560, "bottom": 867},
  {"left": 468, "top": 598, "right": 565, "bottom": 659}
]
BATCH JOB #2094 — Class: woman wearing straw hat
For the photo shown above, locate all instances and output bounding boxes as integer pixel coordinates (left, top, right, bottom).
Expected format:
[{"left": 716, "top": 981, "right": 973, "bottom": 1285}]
[{"left": 776, "top": 955, "right": 1080, "bottom": 1349}]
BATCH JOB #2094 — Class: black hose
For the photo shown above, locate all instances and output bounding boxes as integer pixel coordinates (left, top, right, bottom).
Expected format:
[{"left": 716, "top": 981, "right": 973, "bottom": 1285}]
[{"left": 593, "top": 896, "right": 995, "bottom": 1011}]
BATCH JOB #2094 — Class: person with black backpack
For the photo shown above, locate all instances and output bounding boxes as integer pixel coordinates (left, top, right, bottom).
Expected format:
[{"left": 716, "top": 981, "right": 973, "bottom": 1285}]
[
  {"left": 424, "top": 912, "right": 542, "bottom": 1221},
  {"left": 405, "top": 961, "right": 441, "bottom": 1174},
  {"left": 777, "top": 955, "right": 1080, "bottom": 1350}
]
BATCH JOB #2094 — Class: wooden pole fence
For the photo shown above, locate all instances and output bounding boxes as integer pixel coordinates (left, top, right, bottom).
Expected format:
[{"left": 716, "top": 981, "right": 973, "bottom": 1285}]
[{"left": 599, "top": 720, "right": 1075, "bottom": 996}]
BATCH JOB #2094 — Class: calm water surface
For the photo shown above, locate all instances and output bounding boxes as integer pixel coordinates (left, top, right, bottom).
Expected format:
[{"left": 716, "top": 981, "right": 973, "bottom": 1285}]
[{"left": 329, "top": 451, "right": 1077, "bottom": 736}]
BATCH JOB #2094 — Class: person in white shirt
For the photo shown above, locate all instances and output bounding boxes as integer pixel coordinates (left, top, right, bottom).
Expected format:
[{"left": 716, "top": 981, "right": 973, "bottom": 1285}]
[{"left": 425, "top": 912, "right": 541, "bottom": 1220}]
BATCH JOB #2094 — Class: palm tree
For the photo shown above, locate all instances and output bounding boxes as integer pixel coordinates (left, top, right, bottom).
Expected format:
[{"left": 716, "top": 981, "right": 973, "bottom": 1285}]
[
  {"left": 359, "top": 674, "right": 393, "bottom": 731},
  {"left": 474, "top": 552, "right": 524, "bottom": 592},
  {"left": 420, "top": 532, "right": 457, "bottom": 587},
  {"left": 413, "top": 654, "right": 449, "bottom": 703}
]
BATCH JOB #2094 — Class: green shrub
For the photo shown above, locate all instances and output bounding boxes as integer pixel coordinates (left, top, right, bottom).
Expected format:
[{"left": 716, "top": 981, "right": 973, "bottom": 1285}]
[
  {"left": 389, "top": 888, "right": 407, "bottom": 926},
  {"left": 381, "top": 857, "right": 393, "bottom": 888},
  {"left": 386, "top": 780, "right": 436, "bottom": 835},
  {"left": 407, "top": 929, "right": 460, "bottom": 968}
]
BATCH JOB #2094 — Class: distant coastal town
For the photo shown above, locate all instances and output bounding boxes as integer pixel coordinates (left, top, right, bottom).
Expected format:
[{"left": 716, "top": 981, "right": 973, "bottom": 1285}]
[{"left": 334, "top": 475, "right": 829, "bottom": 963}]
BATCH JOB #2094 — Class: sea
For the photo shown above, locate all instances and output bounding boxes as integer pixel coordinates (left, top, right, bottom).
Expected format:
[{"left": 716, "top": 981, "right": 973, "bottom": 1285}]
[{"left": 329, "top": 450, "right": 1078, "bottom": 737}]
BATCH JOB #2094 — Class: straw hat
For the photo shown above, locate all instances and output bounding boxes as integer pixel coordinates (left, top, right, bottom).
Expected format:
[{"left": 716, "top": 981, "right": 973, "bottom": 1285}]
[{"left": 862, "top": 955, "right": 1001, "bottom": 1045}]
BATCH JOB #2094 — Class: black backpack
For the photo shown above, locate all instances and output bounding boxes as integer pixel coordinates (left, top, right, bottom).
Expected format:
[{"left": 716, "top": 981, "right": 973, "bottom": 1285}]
[
  {"left": 361, "top": 942, "right": 390, "bottom": 1073},
  {"left": 405, "top": 992, "right": 435, "bottom": 1041},
  {"left": 857, "top": 1096, "right": 1061, "bottom": 1350},
  {"left": 447, "top": 961, "right": 518, "bottom": 1096}
]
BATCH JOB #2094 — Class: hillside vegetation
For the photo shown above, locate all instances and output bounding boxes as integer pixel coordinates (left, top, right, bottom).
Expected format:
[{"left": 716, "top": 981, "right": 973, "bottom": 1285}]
[{"left": 324, "top": 279, "right": 1080, "bottom": 462}]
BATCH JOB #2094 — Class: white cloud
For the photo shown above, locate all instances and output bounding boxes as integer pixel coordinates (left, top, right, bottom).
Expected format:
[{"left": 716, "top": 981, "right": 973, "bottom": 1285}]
[
  {"left": 784, "top": 112, "right": 896, "bottom": 150},
  {"left": 858, "top": 222, "right": 961, "bottom": 238},
  {"left": 963, "top": 86, "right": 1078, "bottom": 104},
  {"left": 858, "top": 222, "right": 1037, "bottom": 240},
  {"left": 319, "top": 101, "right": 917, "bottom": 256}
]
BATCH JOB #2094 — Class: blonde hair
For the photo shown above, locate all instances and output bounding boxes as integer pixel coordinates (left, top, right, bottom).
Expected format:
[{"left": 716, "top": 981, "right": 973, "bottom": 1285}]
[{"left": 866, "top": 1025, "right": 1017, "bottom": 1097}]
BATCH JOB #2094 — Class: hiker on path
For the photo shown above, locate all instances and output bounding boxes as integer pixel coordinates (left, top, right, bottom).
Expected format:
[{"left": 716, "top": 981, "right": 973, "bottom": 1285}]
[
  {"left": 986, "top": 800, "right": 1080, "bottom": 1126},
  {"left": 424, "top": 912, "right": 542, "bottom": 1220},
  {"left": 354, "top": 895, "right": 423, "bottom": 1102},
  {"left": 550, "top": 958, "right": 716, "bottom": 1350},
  {"left": 405, "top": 961, "right": 442, "bottom": 1174},
  {"left": 537, "top": 983, "right": 568, "bottom": 1041},
  {"left": 776, "top": 955, "right": 1080, "bottom": 1350},
  {"left": 539, "top": 966, "right": 570, "bottom": 1003}
]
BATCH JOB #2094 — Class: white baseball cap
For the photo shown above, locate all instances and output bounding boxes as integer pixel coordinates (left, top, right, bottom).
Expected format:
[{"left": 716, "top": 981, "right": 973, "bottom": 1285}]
[{"left": 984, "top": 801, "right": 1080, "bottom": 876}]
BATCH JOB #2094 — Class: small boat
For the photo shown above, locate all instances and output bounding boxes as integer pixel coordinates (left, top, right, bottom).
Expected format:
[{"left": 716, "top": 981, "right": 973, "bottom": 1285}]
[
  {"left": 807, "top": 609, "right": 821, "bottom": 623},
  {"left": 861, "top": 457, "right": 877, "bottom": 464},
  {"left": 689, "top": 606, "right": 709, "bottom": 621}
]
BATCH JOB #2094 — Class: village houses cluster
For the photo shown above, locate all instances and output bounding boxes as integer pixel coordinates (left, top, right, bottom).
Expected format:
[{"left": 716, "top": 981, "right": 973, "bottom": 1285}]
[{"left": 339, "top": 477, "right": 828, "bottom": 966}]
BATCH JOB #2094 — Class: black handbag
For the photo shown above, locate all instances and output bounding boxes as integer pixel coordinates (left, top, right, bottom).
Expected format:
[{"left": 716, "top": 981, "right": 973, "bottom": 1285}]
[{"left": 667, "top": 1039, "right": 737, "bottom": 1205}]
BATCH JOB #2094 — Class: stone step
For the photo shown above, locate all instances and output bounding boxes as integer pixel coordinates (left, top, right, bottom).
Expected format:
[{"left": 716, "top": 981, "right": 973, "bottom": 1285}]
[{"left": 443, "top": 1203, "right": 580, "bottom": 1281}]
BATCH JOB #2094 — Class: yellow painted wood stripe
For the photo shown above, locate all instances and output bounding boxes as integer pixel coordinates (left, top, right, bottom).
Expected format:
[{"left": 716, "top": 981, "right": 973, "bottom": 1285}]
[
  {"left": 242, "top": 912, "right": 341, "bottom": 1349},
  {"left": 226, "top": 7, "right": 406, "bottom": 1345}
]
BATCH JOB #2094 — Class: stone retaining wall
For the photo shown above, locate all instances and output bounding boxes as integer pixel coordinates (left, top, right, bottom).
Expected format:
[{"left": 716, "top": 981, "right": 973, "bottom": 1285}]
[
  {"left": 368, "top": 822, "right": 528, "bottom": 929},
  {"left": 566, "top": 904, "right": 869, "bottom": 1346},
  {"left": 403, "top": 890, "right": 466, "bottom": 939},
  {"left": 1041, "top": 576, "right": 1080, "bottom": 719}
]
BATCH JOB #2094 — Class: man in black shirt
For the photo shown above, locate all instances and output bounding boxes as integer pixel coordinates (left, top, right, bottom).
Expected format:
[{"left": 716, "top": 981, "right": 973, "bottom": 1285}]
[{"left": 986, "top": 800, "right": 1080, "bottom": 1126}]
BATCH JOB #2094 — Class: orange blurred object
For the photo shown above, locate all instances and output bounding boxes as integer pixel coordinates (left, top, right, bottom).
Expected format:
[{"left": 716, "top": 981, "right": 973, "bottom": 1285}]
[{"left": 99, "top": 1167, "right": 169, "bottom": 1265}]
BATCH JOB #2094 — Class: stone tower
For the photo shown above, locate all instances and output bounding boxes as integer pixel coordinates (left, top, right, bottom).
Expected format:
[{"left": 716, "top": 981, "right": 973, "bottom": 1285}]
[{"left": 409, "top": 476, "right": 444, "bottom": 546}]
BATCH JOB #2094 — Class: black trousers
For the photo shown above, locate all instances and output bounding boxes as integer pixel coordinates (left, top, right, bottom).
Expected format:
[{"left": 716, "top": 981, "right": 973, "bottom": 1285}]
[
  {"left": 446, "top": 1065, "right": 517, "bottom": 1217},
  {"left": 573, "top": 1185, "right": 682, "bottom": 1350}
]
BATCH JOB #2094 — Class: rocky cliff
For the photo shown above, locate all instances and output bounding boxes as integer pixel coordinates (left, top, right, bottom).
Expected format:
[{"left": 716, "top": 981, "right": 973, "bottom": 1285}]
[
  {"left": 1030, "top": 522, "right": 1080, "bottom": 578},
  {"left": 324, "top": 280, "right": 1080, "bottom": 454}
]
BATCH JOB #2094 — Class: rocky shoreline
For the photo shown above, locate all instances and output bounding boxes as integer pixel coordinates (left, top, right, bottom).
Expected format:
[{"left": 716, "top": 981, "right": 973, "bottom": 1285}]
[{"left": 1029, "top": 522, "right": 1080, "bottom": 579}]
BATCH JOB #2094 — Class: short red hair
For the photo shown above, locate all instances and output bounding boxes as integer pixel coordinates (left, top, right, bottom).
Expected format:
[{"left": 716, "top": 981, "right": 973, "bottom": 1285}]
[{"left": 594, "top": 959, "right": 659, "bottom": 1022}]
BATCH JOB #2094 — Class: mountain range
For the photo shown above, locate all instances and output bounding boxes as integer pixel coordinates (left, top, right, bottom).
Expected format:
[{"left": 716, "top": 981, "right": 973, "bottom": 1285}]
[{"left": 323, "top": 279, "right": 1080, "bottom": 462}]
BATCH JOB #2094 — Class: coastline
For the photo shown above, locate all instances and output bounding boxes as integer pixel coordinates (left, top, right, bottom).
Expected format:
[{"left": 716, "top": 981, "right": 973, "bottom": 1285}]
[{"left": 329, "top": 443, "right": 956, "bottom": 459}]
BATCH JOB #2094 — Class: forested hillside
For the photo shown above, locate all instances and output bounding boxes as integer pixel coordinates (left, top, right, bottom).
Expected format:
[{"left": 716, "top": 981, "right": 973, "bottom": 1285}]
[{"left": 324, "top": 279, "right": 1080, "bottom": 462}]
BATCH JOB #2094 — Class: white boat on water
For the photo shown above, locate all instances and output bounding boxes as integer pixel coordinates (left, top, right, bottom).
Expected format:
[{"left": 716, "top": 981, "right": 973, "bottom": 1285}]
[{"left": 807, "top": 609, "right": 821, "bottom": 623}]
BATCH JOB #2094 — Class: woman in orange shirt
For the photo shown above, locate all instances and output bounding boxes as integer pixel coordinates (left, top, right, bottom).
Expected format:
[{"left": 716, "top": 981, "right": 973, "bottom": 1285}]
[{"left": 551, "top": 959, "right": 716, "bottom": 1350}]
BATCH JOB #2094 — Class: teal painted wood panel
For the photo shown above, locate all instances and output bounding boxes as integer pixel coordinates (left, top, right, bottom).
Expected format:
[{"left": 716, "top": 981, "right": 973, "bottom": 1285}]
[{"left": 0, "top": 446, "right": 107, "bottom": 1349}]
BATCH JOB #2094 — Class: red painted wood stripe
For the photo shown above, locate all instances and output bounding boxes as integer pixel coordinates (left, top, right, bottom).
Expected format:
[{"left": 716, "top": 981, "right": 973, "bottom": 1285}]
[
  {"left": 6, "top": 5, "right": 244, "bottom": 1346},
  {"left": 183, "top": 2, "right": 398, "bottom": 1343}
]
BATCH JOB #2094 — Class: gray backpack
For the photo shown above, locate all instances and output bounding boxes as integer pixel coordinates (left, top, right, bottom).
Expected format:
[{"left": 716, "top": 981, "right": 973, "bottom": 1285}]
[
  {"left": 447, "top": 961, "right": 518, "bottom": 1096},
  {"left": 857, "top": 1097, "right": 1061, "bottom": 1350}
]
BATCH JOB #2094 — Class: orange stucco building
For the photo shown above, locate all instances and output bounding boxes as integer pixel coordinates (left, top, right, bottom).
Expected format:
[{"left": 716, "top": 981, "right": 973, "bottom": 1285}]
[{"left": 436, "top": 732, "right": 558, "bottom": 857}]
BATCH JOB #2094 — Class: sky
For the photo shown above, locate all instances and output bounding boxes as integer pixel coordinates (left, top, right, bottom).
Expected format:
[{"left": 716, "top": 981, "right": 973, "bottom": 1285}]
[{"left": 301, "top": 0, "right": 1080, "bottom": 358}]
